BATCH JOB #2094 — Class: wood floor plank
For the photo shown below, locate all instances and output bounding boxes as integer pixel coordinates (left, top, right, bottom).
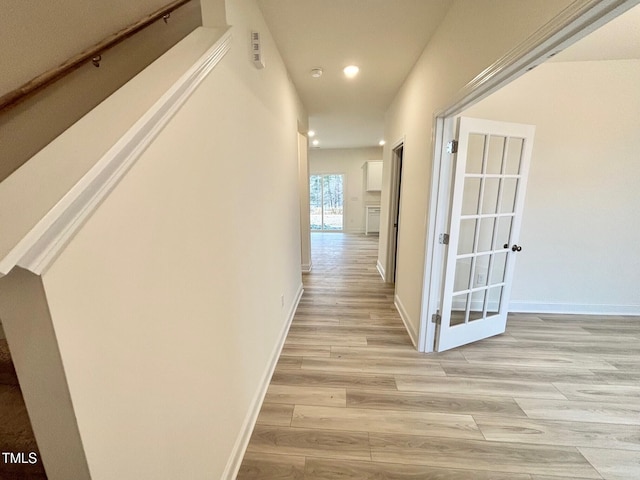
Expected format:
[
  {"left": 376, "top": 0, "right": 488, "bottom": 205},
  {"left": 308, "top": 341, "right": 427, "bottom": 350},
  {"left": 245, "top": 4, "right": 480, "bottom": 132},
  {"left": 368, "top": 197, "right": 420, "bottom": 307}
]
[
  {"left": 264, "top": 385, "right": 346, "bottom": 407},
  {"left": 246, "top": 425, "right": 371, "bottom": 461},
  {"left": 304, "top": 457, "right": 533, "bottom": 479},
  {"left": 367, "top": 334, "right": 414, "bottom": 347},
  {"left": 578, "top": 447, "right": 640, "bottom": 480},
  {"left": 589, "top": 370, "right": 640, "bottom": 384},
  {"left": 475, "top": 415, "right": 640, "bottom": 451},
  {"left": 301, "top": 356, "right": 446, "bottom": 376},
  {"left": 288, "top": 316, "right": 341, "bottom": 326},
  {"left": 506, "top": 324, "right": 591, "bottom": 335},
  {"left": 271, "top": 370, "right": 398, "bottom": 390},
  {"left": 289, "top": 325, "right": 405, "bottom": 336},
  {"left": 276, "top": 356, "right": 302, "bottom": 369},
  {"left": 531, "top": 477, "right": 602, "bottom": 480},
  {"left": 395, "top": 375, "right": 567, "bottom": 399},
  {"left": 340, "top": 316, "right": 404, "bottom": 327},
  {"left": 280, "top": 345, "right": 331, "bottom": 357},
  {"left": 236, "top": 452, "right": 305, "bottom": 480},
  {"left": 460, "top": 350, "right": 617, "bottom": 370},
  {"left": 255, "top": 403, "right": 294, "bottom": 427},
  {"left": 284, "top": 332, "right": 368, "bottom": 346},
  {"left": 369, "top": 312, "right": 405, "bottom": 319},
  {"left": 602, "top": 357, "right": 640, "bottom": 370},
  {"left": 552, "top": 383, "right": 640, "bottom": 403},
  {"left": 347, "top": 389, "right": 527, "bottom": 416},
  {"left": 580, "top": 323, "right": 640, "bottom": 335},
  {"left": 331, "top": 345, "right": 458, "bottom": 360},
  {"left": 237, "top": 233, "right": 640, "bottom": 478},
  {"left": 440, "top": 362, "right": 598, "bottom": 383},
  {"left": 506, "top": 313, "right": 546, "bottom": 324},
  {"left": 515, "top": 398, "right": 640, "bottom": 425},
  {"left": 369, "top": 433, "right": 602, "bottom": 478},
  {"left": 292, "top": 405, "right": 483, "bottom": 439}
]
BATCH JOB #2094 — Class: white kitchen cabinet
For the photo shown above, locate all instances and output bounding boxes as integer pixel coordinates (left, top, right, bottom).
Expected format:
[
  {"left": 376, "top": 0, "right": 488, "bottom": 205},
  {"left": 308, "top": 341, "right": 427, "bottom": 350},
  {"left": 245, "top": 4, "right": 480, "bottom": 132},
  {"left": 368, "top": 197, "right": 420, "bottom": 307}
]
[{"left": 365, "top": 161, "right": 383, "bottom": 191}]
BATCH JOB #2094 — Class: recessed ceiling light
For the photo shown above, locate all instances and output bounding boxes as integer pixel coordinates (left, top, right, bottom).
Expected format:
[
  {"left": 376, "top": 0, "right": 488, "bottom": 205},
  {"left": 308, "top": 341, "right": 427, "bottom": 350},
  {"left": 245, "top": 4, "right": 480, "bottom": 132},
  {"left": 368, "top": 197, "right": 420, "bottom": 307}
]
[
  {"left": 310, "top": 68, "right": 323, "bottom": 78},
  {"left": 379, "top": 140, "right": 386, "bottom": 146},
  {"left": 343, "top": 65, "right": 359, "bottom": 78},
  {"left": 312, "top": 139, "right": 319, "bottom": 146},
  {"left": 308, "top": 130, "right": 315, "bottom": 137}
]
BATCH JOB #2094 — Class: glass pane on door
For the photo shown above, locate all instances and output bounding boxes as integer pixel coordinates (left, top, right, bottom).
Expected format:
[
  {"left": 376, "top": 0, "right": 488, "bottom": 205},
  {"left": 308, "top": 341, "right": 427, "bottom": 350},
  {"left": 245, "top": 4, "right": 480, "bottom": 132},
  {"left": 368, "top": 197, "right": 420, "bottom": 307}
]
[
  {"left": 466, "top": 134, "right": 486, "bottom": 174},
  {"left": 486, "top": 136, "right": 506, "bottom": 174},
  {"left": 500, "top": 178, "right": 519, "bottom": 214},
  {"left": 469, "top": 290, "right": 486, "bottom": 321},
  {"left": 458, "top": 219, "right": 477, "bottom": 255},
  {"left": 505, "top": 137, "right": 524, "bottom": 174}
]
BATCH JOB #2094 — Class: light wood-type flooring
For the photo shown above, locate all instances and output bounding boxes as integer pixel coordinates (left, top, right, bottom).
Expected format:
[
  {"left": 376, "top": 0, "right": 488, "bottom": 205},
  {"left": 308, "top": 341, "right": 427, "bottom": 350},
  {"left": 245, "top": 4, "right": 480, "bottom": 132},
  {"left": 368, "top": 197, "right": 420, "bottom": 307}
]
[{"left": 238, "top": 233, "right": 640, "bottom": 480}]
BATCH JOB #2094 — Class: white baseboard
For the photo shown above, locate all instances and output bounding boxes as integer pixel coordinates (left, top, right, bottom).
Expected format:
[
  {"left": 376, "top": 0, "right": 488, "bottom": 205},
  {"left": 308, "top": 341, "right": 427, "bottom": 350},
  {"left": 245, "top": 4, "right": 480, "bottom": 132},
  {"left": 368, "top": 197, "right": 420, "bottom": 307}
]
[
  {"left": 223, "top": 282, "right": 304, "bottom": 479},
  {"left": 376, "top": 260, "right": 386, "bottom": 281},
  {"left": 301, "top": 263, "right": 312, "bottom": 274},
  {"left": 394, "top": 294, "right": 418, "bottom": 348},
  {"left": 509, "top": 302, "right": 640, "bottom": 316}
]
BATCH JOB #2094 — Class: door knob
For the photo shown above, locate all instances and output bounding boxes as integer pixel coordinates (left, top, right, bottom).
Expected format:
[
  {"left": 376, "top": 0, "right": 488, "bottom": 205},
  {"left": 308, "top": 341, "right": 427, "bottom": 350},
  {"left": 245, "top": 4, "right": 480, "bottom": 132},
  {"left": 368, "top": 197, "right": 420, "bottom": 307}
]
[{"left": 511, "top": 244, "right": 522, "bottom": 252}]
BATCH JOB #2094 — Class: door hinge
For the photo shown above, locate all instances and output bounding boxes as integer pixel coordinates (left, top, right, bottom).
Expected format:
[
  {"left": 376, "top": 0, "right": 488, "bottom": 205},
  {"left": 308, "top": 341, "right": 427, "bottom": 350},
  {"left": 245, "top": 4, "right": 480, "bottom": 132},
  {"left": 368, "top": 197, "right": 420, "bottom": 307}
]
[
  {"left": 432, "top": 312, "right": 442, "bottom": 325},
  {"left": 439, "top": 233, "right": 450, "bottom": 245},
  {"left": 446, "top": 140, "right": 458, "bottom": 154}
]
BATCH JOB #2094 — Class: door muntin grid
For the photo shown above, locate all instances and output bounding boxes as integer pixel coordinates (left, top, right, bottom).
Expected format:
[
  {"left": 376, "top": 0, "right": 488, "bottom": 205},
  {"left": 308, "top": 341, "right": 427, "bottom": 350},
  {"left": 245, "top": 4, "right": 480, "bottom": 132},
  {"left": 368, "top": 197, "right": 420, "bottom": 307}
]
[{"left": 451, "top": 133, "right": 524, "bottom": 326}]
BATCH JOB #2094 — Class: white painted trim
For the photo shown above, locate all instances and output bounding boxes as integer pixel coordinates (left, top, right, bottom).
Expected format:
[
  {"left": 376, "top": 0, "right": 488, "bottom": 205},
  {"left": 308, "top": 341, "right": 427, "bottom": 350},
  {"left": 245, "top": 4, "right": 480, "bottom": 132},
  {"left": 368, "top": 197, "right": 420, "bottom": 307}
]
[
  {"left": 509, "top": 302, "right": 640, "bottom": 316},
  {"left": 0, "top": 30, "right": 232, "bottom": 279},
  {"left": 418, "top": 116, "right": 453, "bottom": 353},
  {"left": 436, "top": 0, "right": 640, "bottom": 119},
  {"left": 301, "top": 263, "right": 312, "bottom": 273},
  {"left": 394, "top": 294, "right": 418, "bottom": 348},
  {"left": 376, "top": 260, "right": 386, "bottom": 281},
  {"left": 224, "top": 282, "right": 304, "bottom": 479}
]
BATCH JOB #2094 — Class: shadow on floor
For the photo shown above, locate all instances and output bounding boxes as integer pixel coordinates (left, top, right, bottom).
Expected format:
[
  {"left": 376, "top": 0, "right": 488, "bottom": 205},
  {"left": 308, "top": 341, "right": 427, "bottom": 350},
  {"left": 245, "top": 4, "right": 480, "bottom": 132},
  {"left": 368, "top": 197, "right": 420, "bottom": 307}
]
[{"left": 0, "top": 332, "right": 47, "bottom": 479}]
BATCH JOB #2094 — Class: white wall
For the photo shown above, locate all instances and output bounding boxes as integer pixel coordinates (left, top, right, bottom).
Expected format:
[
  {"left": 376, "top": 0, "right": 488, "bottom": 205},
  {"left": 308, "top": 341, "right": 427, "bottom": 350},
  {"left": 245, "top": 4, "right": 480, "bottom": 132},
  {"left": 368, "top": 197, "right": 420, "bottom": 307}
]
[
  {"left": 0, "top": 1, "right": 204, "bottom": 182},
  {"left": 310, "top": 147, "right": 383, "bottom": 233},
  {"left": 380, "top": 0, "right": 573, "bottom": 338},
  {"left": 463, "top": 59, "right": 640, "bottom": 314},
  {"left": 1, "top": 0, "right": 307, "bottom": 478}
]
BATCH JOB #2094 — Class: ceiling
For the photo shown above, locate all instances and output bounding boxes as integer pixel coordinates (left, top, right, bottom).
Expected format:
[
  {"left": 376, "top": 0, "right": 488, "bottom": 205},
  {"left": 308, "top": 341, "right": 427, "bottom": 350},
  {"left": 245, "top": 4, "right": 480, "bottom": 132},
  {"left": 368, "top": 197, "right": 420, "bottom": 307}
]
[
  {"left": 257, "top": 0, "right": 453, "bottom": 149},
  {"left": 258, "top": 1, "right": 640, "bottom": 150},
  {"left": 550, "top": 2, "right": 640, "bottom": 62}
]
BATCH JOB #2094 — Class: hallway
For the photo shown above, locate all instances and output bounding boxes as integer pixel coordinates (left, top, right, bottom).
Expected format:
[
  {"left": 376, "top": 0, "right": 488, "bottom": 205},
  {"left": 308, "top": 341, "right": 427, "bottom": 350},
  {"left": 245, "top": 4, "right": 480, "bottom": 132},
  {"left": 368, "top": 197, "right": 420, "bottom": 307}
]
[{"left": 238, "top": 233, "right": 640, "bottom": 479}]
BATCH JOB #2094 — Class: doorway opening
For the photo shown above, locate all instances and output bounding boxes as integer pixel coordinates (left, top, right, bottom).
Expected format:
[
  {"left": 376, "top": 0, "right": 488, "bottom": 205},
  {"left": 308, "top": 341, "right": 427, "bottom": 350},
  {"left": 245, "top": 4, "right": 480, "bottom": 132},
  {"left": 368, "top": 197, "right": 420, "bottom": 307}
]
[
  {"left": 418, "top": 0, "right": 638, "bottom": 353},
  {"left": 310, "top": 174, "right": 344, "bottom": 231},
  {"left": 387, "top": 143, "right": 404, "bottom": 283}
]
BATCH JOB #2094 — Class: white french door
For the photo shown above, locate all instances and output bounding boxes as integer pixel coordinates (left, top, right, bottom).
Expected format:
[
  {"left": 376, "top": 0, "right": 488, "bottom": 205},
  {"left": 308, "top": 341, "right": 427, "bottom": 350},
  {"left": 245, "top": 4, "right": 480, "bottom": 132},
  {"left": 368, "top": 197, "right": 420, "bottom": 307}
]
[{"left": 436, "top": 117, "right": 535, "bottom": 352}]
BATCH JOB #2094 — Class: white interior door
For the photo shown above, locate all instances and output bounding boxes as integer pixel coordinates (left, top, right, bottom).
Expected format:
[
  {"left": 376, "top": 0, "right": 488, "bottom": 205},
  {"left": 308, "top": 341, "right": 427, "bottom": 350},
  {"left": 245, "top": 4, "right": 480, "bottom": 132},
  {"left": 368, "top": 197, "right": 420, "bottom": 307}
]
[{"left": 436, "top": 117, "right": 535, "bottom": 352}]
